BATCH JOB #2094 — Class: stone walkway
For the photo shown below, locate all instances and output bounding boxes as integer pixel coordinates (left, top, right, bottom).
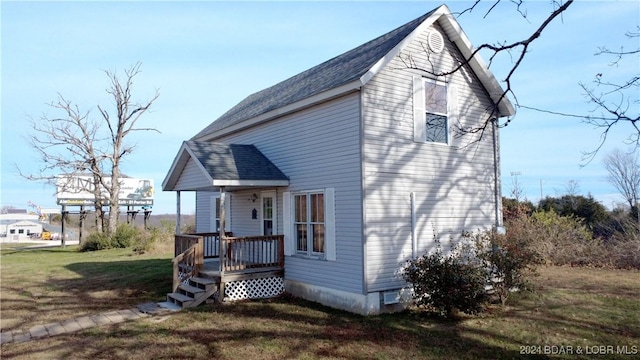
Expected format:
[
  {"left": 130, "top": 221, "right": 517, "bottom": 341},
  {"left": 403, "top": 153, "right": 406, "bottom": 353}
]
[{"left": 0, "top": 302, "right": 180, "bottom": 345}]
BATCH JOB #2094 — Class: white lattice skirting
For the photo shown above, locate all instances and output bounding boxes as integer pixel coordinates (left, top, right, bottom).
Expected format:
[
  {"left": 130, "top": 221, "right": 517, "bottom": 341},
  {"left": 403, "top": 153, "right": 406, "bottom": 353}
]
[{"left": 223, "top": 276, "right": 285, "bottom": 301}]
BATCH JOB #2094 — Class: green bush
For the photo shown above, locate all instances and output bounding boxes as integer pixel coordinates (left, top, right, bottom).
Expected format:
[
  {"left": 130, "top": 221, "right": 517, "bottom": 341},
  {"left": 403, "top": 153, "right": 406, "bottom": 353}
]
[
  {"left": 469, "top": 230, "right": 539, "bottom": 305},
  {"left": 79, "top": 231, "right": 113, "bottom": 252},
  {"left": 506, "top": 210, "right": 596, "bottom": 266},
  {"left": 402, "top": 250, "right": 487, "bottom": 317},
  {"left": 403, "top": 228, "right": 542, "bottom": 316},
  {"left": 132, "top": 228, "right": 158, "bottom": 255},
  {"left": 112, "top": 223, "right": 139, "bottom": 248},
  {"left": 80, "top": 223, "right": 146, "bottom": 252}
]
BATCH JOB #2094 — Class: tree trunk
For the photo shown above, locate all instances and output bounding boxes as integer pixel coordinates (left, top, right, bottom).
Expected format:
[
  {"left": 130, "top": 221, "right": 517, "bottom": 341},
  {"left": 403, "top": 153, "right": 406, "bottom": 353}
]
[{"left": 108, "top": 172, "right": 120, "bottom": 235}]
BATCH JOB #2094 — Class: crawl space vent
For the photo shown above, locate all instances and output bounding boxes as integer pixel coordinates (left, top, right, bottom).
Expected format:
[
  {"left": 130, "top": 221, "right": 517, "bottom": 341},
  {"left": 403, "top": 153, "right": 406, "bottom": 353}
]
[
  {"left": 427, "top": 31, "right": 444, "bottom": 53},
  {"left": 383, "top": 291, "right": 400, "bottom": 305}
]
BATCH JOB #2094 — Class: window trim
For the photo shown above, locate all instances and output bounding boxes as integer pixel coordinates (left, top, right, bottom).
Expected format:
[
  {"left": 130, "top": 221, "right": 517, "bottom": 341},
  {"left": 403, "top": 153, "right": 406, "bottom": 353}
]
[
  {"left": 413, "top": 76, "right": 456, "bottom": 145},
  {"left": 283, "top": 188, "right": 336, "bottom": 261},
  {"left": 293, "top": 190, "right": 325, "bottom": 258}
]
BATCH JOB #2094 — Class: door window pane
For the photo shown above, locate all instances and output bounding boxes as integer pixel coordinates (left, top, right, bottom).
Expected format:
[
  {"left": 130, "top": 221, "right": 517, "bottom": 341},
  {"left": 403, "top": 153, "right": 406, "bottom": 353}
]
[
  {"left": 215, "top": 197, "right": 221, "bottom": 231},
  {"left": 263, "top": 196, "right": 273, "bottom": 235}
]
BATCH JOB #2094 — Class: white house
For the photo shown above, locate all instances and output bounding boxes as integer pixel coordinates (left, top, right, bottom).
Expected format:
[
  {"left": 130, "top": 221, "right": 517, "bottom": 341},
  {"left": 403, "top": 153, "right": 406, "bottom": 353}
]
[{"left": 163, "top": 4, "right": 514, "bottom": 314}]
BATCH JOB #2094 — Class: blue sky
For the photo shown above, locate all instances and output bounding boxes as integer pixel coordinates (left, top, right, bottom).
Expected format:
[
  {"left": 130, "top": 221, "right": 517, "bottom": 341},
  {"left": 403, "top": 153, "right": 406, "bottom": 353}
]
[{"left": 1, "top": 1, "right": 638, "bottom": 214}]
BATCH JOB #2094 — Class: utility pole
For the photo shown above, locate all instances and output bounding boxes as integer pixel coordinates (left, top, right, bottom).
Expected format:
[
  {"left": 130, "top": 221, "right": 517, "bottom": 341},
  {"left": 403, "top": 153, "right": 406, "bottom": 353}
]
[
  {"left": 510, "top": 171, "right": 523, "bottom": 203},
  {"left": 540, "top": 179, "right": 544, "bottom": 200}
]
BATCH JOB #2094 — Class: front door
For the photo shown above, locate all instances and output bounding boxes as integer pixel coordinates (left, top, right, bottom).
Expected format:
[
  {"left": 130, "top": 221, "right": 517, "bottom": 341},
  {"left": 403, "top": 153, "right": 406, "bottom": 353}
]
[
  {"left": 260, "top": 191, "right": 276, "bottom": 235},
  {"left": 210, "top": 193, "right": 231, "bottom": 232}
]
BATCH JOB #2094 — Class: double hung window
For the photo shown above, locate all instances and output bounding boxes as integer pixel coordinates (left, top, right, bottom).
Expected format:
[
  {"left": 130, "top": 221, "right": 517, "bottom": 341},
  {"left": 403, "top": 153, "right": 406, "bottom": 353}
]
[
  {"left": 413, "top": 76, "right": 456, "bottom": 144},
  {"left": 424, "top": 80, "right": 448, "bottom": 143},
  {"left": 294, "top": 192, "right": 325, "bottom": 256},
  {"left": 283, "top": 188, "right": 335, "bottom": 261}
]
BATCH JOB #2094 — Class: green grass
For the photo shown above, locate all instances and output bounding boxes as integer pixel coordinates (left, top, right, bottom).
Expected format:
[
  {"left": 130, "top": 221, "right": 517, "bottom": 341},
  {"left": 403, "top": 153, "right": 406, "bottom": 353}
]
[
  {"left": 0, "top": 243, "right": 172, "bottom": 331},
  {"left": 1, "top": 243, "right": 639, "bottom": 359}
]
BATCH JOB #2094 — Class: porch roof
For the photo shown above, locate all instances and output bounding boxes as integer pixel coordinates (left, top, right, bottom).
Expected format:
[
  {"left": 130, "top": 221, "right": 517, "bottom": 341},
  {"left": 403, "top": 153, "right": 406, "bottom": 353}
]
[{"left": 162, "top": 141, "right": 289, "bottom": 191}]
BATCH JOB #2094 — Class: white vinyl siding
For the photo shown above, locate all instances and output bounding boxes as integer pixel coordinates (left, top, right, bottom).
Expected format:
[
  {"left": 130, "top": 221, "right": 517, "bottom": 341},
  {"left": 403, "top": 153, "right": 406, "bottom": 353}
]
[
  {"left": 214, "top": 94, "right": 362, "bottom": 293},
  {"left": 362, "top": 23, "right": 500, "bottom": 292},
  {"left": 174, "top": 157, "right": 211, "bottom": 190},
  {"left": 194, "top": 191, "right": 231, "bottom": 233}
]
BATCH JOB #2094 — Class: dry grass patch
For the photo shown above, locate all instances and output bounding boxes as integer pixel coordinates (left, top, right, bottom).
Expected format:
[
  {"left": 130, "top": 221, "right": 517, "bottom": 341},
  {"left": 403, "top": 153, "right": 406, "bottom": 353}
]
[{"left": 1, "top": 244, "right": 639, "bottom": 359}]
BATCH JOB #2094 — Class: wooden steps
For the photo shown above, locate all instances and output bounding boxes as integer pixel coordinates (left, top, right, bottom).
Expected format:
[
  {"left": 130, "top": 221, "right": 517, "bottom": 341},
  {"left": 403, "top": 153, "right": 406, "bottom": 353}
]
[{"left": 166, "top": 276, "right": 219, "bottom": 308}]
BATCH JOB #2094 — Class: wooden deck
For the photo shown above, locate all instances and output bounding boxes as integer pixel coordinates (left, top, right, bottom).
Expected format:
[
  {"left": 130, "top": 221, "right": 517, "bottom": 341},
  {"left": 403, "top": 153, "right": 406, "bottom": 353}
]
[
  {"left": 199, "top": 258, "right": 284, "bottom": 282},
  {"left": 173, "top": 233, "right": 285, "bottom": 294}
]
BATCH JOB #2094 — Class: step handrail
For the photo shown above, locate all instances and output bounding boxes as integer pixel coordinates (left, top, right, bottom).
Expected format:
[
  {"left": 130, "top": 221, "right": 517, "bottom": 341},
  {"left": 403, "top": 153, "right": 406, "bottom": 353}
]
[{"left": 172, "top": 234, "right": 204, "bottom": 292}]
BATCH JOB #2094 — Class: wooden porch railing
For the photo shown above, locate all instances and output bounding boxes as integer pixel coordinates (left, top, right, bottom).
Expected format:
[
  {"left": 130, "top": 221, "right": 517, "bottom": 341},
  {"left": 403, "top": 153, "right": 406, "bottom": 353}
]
[
  {"left": 221, "top": 235, "right": 285, "bottom": 272},
  {"left": 174, "top": 232, "right": 232, "bottom": 259},
  {"left": 173, "top": 233, "right": 285, "bottom": 285},
  {"left": 172, "top": 234, "right": 204, "bottom": 292}
]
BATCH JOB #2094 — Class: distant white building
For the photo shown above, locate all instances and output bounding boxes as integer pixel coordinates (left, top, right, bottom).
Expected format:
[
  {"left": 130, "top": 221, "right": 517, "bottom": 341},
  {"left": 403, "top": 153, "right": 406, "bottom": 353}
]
[{"left": 0, "top": 214, "right": 43, "bottom": 241}]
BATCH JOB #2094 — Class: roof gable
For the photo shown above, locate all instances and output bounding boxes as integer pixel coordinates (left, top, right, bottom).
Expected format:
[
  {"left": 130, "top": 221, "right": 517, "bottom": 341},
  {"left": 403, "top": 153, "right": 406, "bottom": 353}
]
[
  {"left": 162, "top": 141, "right": 289, "bottom": 190},
  {"left": 194, "top": 5, "right": 514, "bottom": 141}
]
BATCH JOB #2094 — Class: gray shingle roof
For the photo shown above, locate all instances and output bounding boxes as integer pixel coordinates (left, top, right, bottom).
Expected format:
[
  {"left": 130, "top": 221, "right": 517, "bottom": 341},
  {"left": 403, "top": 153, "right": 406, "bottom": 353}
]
[
  {"left": 186, "top": 141, "right": 288, "bottom": 182},
  {"left": 192, "top": 9, "right": 437, "bottom": 140}
]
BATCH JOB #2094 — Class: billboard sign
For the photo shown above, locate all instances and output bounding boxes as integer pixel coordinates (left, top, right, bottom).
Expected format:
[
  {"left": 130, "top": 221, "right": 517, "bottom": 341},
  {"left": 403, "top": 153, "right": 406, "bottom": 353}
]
[{"left": 56, "top": 175, "right": 154, "bottom": 206}]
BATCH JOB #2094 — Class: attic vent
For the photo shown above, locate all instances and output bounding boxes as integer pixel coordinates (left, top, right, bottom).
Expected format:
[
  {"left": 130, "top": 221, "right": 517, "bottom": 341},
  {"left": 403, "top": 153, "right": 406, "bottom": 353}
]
[{"left": 427, "top": 31, "right": 444, "bottom": 53}]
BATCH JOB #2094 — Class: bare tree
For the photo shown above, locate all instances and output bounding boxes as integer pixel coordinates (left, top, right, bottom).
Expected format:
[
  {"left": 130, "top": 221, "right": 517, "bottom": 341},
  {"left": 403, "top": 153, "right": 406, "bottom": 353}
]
[
  {"left": 603, "top": 148, "right": 640, "bottom": 223},
  {"left": 20, "top": 94, "right": 108, "bottom": 231},
  {"left": 401, "top": 0, "right": 637, "bottom": 158},
  {"left": 564, "top": 179, "right": 580, "bottom": 197},
  {"left": 522, "top": 27, "right": 640, "bottom": 162},
  {"left": 580, "top": 27, "right": 639, "bottom": 160},
  {"left": 98, "top": 63, "right": 160, "bottom": 234},
  {"left": 508, "top": 171, "right": 525, "bottom": 203},
  {"left": 19, "top": 62, "right": 159, "bottom": 235},
  {"left": 1, "top": 206, "right": 18, "bottom": 214},
  {"left": 400, "top": 0, "right": 575, "bottom": 145}
]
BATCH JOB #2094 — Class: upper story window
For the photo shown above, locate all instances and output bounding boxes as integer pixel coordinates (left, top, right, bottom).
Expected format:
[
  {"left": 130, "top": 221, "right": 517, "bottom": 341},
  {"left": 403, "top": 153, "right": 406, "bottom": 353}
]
[
  {"left": 413, "top": 76, "right": 456, "bottom": 145},
  {"left": 424, "top": 80, "right": 448, "bottom": 143}
]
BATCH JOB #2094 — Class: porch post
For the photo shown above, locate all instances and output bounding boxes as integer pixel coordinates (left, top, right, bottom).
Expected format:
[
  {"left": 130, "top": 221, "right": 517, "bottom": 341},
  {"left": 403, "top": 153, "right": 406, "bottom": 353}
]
[
  {"left": 218, "top": 186, "right": 227, "bottom": 301},
  {"left": 176, "top": 190, "right": 181, "bottom": 234},
  {"left": 219, "top": 187, "right": 226, "bottom": 238}
]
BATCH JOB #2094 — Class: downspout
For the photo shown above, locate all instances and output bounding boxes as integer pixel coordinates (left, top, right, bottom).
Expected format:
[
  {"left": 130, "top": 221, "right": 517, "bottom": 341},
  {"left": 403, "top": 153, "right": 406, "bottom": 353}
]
[
  {"left": 491, "top": 119, "right": 503, "bottom": 231},
  {"left": 411, "top": 192, "right": 417, "bottom": 258}
]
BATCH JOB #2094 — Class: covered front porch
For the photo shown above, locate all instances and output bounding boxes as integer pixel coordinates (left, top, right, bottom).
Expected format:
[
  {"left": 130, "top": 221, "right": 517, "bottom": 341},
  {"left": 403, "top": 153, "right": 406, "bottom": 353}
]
[
  {"left": 162, "top": 141, "right": 290, "bottom": 307},
  {"left": 172, "top": 232, "right": 284, "bottom": 303}
]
